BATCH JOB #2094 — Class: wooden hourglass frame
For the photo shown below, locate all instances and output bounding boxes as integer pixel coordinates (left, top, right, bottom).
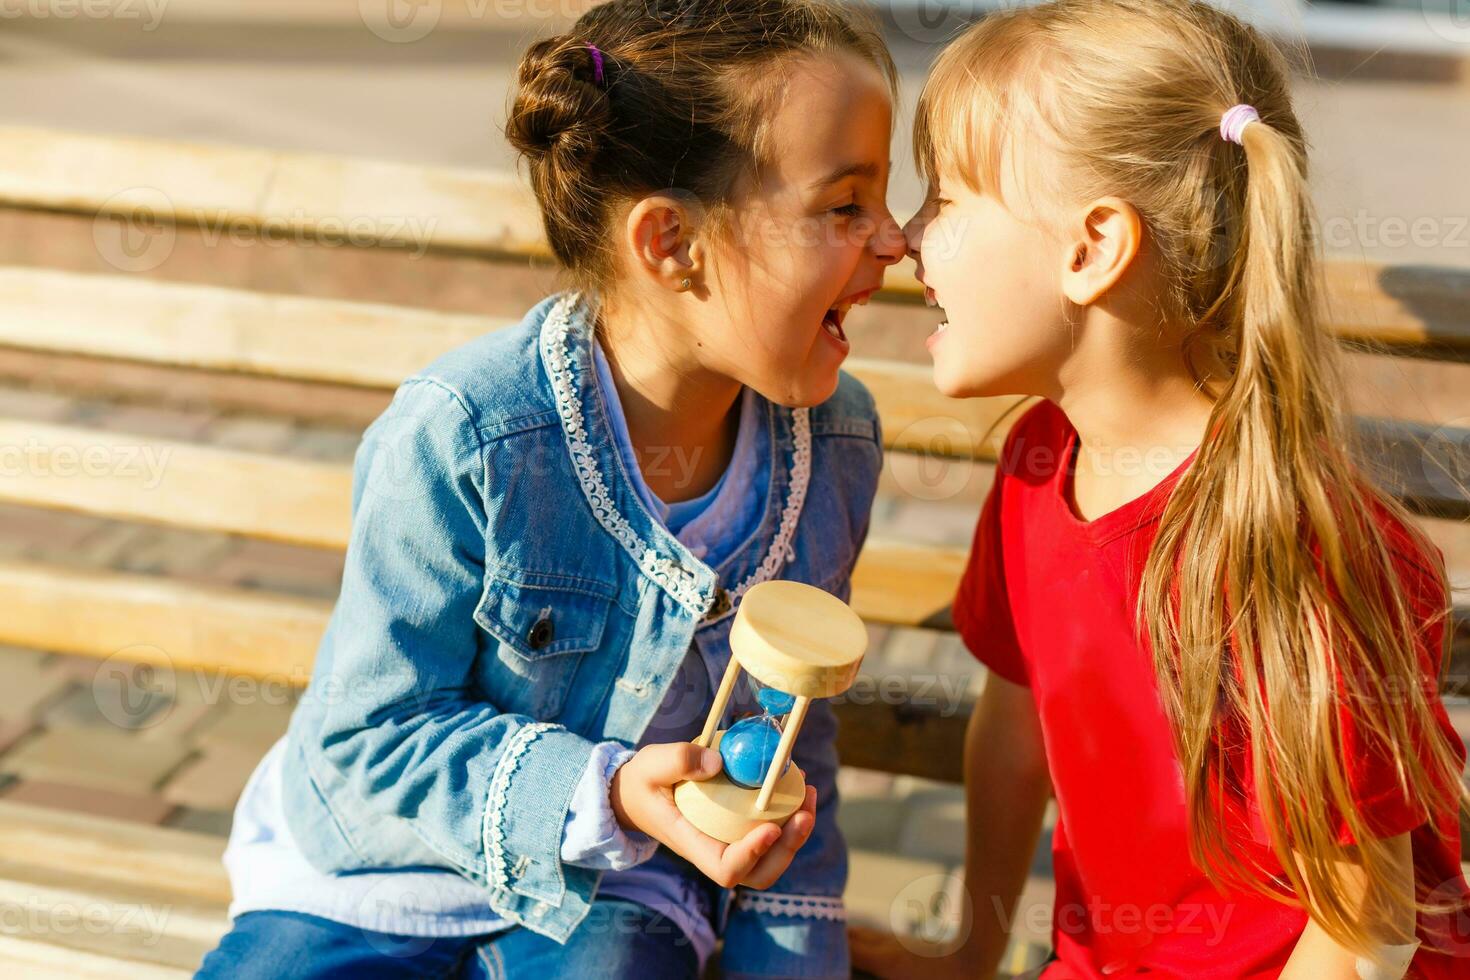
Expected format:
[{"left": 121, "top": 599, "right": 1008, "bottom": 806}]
[{"left": 673, "top": 579, "right": 867, "bottom": 844}]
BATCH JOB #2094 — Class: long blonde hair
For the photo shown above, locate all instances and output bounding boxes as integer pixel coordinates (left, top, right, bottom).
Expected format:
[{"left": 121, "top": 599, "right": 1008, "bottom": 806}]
[{"left": 917, "top": 0, "right": 1465, "bottom": 954}]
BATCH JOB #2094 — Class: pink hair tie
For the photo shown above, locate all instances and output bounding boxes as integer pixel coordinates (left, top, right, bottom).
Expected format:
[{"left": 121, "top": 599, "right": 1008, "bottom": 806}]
[
  {"left": 1219, "top": 104, "right": 1259, "bottom": 145},
  {"left": 586, "top": 44, "right": 605, "bottom": 86}
]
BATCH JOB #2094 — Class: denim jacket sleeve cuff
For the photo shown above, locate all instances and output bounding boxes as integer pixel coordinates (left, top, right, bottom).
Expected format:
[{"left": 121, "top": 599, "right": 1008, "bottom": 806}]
[
  {"left": 559, "top": 741, "right": 659, "bottom": 871},
  {"left": 481, "top": 722, "right": 601, "bottom": 930},
  {"left": 719, "top": 891, "right": 850, "bottom": 980}
]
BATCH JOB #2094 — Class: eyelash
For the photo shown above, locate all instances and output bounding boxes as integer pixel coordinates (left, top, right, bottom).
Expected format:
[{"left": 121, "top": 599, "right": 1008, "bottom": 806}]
[
  {"left": 932, "top": 197, "right": 952, "bottom": 211},
  {"left": 832, "top": 202, "right": 864, "bottom": 218}
]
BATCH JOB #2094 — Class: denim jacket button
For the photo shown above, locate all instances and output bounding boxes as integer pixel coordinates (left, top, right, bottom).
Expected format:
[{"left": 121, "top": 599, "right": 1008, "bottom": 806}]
[{"left": 527, "top": 617, "right": 554, "bottom": 650}]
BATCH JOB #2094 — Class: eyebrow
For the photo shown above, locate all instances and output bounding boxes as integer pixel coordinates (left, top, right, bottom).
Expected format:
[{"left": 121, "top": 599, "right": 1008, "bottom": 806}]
[{"left": 808, "top": 160, "right": 886, "bottom": 191}]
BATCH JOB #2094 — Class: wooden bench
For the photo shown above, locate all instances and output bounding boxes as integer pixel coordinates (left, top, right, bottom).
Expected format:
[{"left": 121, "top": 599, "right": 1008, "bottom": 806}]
[
  {"left": 0, "top": 126, "right": 1465, "bottom": 973},
  {"left": 0, "top": 799, "right": 229, "bottom": 977}
]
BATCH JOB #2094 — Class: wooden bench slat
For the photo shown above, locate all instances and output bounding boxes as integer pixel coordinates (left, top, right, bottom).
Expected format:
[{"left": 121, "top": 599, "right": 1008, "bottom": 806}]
[
  {"left": 0, "top": 866, "right": 225, "bottom": 971},
  {"left": 0, "top": 802, "right": 227, "bottom": 974},
  {"left": 0, "top": 419, "right": 353, "bottom": 550},
  {"left": 0, "top": 558, "right": 329, "bottom": 681},
  {"left": 0, "top": 935, "right": 194, "bottom": 979},
  {"left": 831, "top": 697, "right": 971, "bottom": 785},
  {"left": 0, "top": 801, "right": 230, "bottom": 906},
  {"left": 1356, "top": 417, "right": 1470, "bottom": 521},
  {"left": 1, "top": 129, "right": 1466, "bottom": 358},
  {"left": 843, "top": 362, "right": 1026, "bottom": 462},
  {"left": 850, "top": 537, "right": 967, "bottom": 631},
  {"left": 0, "top": 267, "right": 507, "bottom": 389},
  {"left": 1322, "top": 261, "right": 1470, "bottom": 363},
  {"left": 0, "top": 126, "right": 547, "bottom": 259}
]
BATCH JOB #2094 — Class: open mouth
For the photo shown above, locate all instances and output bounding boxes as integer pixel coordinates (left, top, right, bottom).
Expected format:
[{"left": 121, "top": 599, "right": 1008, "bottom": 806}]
[
  {"left": 925, "top": 286, "right": 949, "bottom": 332},
  {"left": 823, "top": 289, "right": 875, "bottom": 344},
  {"left": 822, "top": 307, "right": 848, "bottom": 343}
]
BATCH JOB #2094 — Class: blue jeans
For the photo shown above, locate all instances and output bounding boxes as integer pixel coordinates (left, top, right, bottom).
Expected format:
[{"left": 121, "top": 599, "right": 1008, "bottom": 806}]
[{"left": 195, "top": 899, "right": 700, "bottom": 979}]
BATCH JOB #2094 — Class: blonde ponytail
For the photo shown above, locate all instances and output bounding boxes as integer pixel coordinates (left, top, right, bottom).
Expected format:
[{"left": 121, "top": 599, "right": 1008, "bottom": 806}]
[{"left": 1145, "top": 108, "right": 1458, "bottom": 950}]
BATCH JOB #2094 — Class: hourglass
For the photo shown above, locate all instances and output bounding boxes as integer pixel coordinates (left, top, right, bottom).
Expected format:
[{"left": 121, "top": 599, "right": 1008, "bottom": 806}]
[{"left": 673, "top": 579, "right": 867, "bottom": 843}]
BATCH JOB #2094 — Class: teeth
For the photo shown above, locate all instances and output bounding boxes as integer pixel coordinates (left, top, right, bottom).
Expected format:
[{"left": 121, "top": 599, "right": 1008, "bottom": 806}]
[{"left": 822, "top": 308, "right": 847, "bottom": 341}]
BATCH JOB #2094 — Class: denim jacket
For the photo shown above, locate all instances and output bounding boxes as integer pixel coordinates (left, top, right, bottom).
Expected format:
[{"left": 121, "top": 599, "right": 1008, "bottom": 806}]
[{"left": 280, "top": 291, "right": 882, "bottom": 977}]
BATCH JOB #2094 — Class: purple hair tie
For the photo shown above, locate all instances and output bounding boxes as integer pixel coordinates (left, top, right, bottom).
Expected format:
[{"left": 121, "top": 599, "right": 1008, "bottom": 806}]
[
  {"left": 1219, "top": 104, "right": 1259, "bottom": 145},
  {"left": 586, "top": 44, "right": 605, "bottom": 86}
]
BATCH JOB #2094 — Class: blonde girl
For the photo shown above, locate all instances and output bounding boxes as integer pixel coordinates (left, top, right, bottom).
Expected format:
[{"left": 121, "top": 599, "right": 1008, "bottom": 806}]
[{"left": 852, "top": 1, "right": 1468, "bottom": 977}]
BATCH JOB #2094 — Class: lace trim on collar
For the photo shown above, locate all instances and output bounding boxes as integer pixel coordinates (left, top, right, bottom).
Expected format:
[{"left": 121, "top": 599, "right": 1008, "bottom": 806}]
[{"left": 540, "top": 292, "right": 809, "bottom": 619}]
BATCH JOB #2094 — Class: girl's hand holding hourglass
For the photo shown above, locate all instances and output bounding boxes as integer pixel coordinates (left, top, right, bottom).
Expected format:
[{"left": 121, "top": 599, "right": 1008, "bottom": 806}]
[{"left": 608, "top": 739, "right": 815, "bottom": 890}]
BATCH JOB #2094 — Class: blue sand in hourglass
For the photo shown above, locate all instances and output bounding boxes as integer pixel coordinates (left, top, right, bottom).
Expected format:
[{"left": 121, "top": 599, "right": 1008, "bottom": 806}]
[
  {"left": 720, "top": 688, "right": 797, "bottom": 789},
  {"left": 756, "top": 689, "right": 795, "bottom": 714}
]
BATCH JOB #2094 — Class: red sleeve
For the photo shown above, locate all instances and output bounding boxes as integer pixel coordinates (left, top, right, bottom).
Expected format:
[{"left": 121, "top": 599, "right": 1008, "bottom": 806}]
[
  {"left": 1332, "top": 529, "right": 1458, "bottom": 845},
  {"left": 952, "top": 451, "right": 1029, "bottom": 688}
]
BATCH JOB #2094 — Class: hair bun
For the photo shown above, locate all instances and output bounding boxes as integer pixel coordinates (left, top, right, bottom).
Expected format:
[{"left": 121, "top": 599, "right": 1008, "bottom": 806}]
[{"left": 505, "top": 36, "right": 612, "bottom": 165}]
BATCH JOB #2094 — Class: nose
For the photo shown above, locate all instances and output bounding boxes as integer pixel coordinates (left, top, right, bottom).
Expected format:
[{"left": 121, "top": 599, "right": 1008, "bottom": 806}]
[
  {"left": 901, "top": 206, "right": 930, "bottom": 263},
  {"left": 868, "top": 207, "right": 906, "bottom": 268}
]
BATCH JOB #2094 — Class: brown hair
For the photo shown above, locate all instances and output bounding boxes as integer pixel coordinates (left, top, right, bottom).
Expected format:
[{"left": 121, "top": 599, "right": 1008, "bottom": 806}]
[
  {"left": 504, "top": 0, "right": 895, "bottom": 293},
  {"left": 918, "top": 0, "right": 1465, "bottom": 958}
]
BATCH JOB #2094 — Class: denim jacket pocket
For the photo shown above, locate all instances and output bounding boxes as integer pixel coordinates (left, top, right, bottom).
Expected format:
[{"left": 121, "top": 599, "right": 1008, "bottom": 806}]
[{"left": 472, "top": 569, "right": 615, "bottom": 720}]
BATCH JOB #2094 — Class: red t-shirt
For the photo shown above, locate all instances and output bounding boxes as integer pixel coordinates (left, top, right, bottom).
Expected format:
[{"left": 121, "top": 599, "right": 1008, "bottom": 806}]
[{"left": 952, "top": 400, "right": 1468, "bottom": 978}]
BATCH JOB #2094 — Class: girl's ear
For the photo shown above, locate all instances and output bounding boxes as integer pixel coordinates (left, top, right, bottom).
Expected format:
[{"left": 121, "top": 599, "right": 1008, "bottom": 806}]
[
  {"left": 1060, "top": 197, "right": 1142, "bottom": 306},
  {"left": 626, "top": 195, "right": 704, "bottom": 292}
]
